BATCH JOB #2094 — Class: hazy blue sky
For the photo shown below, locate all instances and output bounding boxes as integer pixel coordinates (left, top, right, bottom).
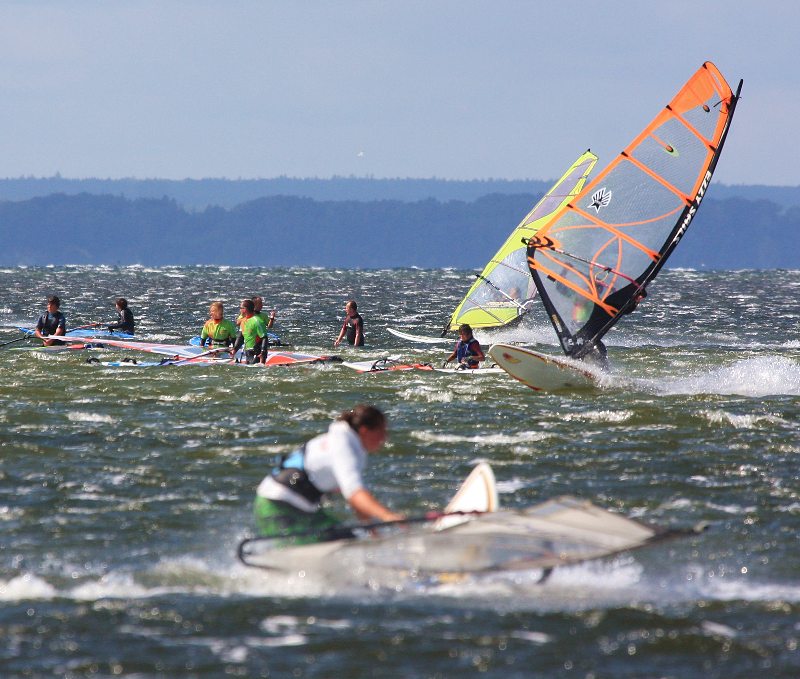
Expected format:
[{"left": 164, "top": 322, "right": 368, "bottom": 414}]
[{"left": 0, "top": 1, "right": 795, "bottom": 185}]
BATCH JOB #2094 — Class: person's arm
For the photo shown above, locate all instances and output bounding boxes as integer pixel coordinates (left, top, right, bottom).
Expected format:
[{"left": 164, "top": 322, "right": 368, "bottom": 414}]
[
  {"left": 353, "top": 317, "right": 363, "bottom": 346},
  {"left": 225, "top": 321, "right": 237, "bottom": 350},
  {"left": 267, "top": 310, "right": 276, "bottom": 329},
  {"left": 334, "top": 318, "right": 347, "bottom": 347},
  {"left": 34, "top": 316, "right": 46, "bottom": 340},
  {"left": 348, "top": 488, "right": 403, "bottom": 522},
  {"left": 53, "top": 315, "right": 66, "bottom": 338},
  {"left": 471, "top": 341, "right": 485, "bottom": 362},
  {"left": 231, "top": 330, "right": 244, "bottom": 355}
]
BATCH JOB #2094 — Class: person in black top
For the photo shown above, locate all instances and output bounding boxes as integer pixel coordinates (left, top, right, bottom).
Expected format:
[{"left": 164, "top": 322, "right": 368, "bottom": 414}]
[
  {"left": 35, "top": 295, "right": 67, "bottom": 345},
  {"left": 334, "top": 300, "right": 365, "bottom": 347},
  {"left": 108, "top": 298, "right": 135, "bottom": 334}
]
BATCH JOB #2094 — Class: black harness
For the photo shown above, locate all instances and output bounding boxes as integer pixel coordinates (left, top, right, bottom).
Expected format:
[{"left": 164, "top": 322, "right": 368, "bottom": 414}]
[{"left": 273, "top": 444, "right": 323, "bottom": 505}]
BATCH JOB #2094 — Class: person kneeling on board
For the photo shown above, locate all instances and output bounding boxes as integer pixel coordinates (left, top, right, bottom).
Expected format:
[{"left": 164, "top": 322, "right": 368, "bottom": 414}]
[
  {"left": 253, "top": 405, "right": 403, "bottom": 542},
  {"left": 442, "top": 323, "right": 485, "bottom": 369},
  {"left": 107, "top": 297, "right": 135, "bottom": 334},
  {"left": 34, "top": 295, "right": 67, "bottom": 346}
]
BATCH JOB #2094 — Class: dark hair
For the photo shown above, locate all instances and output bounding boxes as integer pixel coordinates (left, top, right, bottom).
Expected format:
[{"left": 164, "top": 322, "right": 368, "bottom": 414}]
[
  {"left": 458, "top": 323, "right": 472, "bottom": 334},
  {"left": 339, "top": 404, "right": 385, "bottom": 431},
  {"left": 47, "top": 295, "right": 60, "bottom": 308},
  {"left": 240, "top": 299, "right": 255, "bottom": 313},
  {"left": 346, "top": 300, "right": 357, "bottom": 311},
  {"left": 116, "top": 298, "right": 128, "bottom": 309}
]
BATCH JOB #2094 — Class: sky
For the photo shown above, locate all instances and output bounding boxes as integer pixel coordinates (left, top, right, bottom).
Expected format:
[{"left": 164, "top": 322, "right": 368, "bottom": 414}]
[{"left": 0, "top": 1, "right": 797, "bottom": 186}]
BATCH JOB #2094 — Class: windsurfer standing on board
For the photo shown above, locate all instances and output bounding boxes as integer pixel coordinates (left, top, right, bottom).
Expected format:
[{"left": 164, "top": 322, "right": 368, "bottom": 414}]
[
  {"left": 34, "top": 295, "right": 66, "bottom": 346},
  {"left": 107, "top": 298, "right": 135, "bottom": 334},
  {"left": 580, "top": 288, "right": 647, "bottom": 370},
  {"left": 252, "top": 296, "right": 276, "bottom": 357},
  {"left": 334, "top": 300, "right": 365, "bottom": 347},
  {"left": 232, "top": 299, "right": 267, "bottom": 365},
  {"left": 253, "top": 405, "right": 403, "bottom": 541},
  {"left": 443, "top": 323, "right": 485, "bottom": 369}
]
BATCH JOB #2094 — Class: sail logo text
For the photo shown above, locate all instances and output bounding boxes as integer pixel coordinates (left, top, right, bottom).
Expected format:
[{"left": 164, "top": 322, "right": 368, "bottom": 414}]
[{"left": 676, "top": 170, "right": 712, "bottom": 239}]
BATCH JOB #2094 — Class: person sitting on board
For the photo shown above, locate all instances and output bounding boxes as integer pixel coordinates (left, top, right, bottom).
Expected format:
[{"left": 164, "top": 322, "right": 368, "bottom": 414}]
[
  {"left": 443, "top": 323, "right": 485, "bottom": 369},
  {"left": 199, "top": 301, "right": 237, "bottom": 349},
  {"left": 253, "top": 405, "right": 403, "bottom": 542},
  {"left": 34, "top": 295, "right": 67, "bottom": 346},
  {"left": 107, "top": 297, "right": 135, "bottom": 334},
  {"left": 334, "top": 300, "right": 365, "bottom": 347},
  {"left": 231, "top": 299, "right": 267, "bottom": 364}
]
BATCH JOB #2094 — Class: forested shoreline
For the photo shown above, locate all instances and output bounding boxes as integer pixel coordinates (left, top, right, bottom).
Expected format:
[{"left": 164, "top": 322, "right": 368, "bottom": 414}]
[{"left": 1, "top": 190, "right": 796, "bottom": 269}]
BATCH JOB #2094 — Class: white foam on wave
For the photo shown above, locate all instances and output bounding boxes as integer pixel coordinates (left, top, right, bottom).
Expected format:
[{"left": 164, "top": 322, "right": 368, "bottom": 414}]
[
  {"left": 699, "top": 409, "right": 788, "bottom": 428},
  {"left": 655, "top": 355, "right": 800, "bottom": 396},
  {"left": 562, "top": 410, "right": 635, "bottom": 423},
  {"left": 412, "top": 430, "right": 550, "bottom": 446},
  {"left": 398, "top": 386, "right": 453, "bottom": 403},
  {"left": 67, "top": 412, "right": 114, "bottom": 424},
  {"left": 0, "top": 573, "right": 57, "bottom": 600},
  {"left": 6, "top": 549, "right": 800, "bottom": 615},
  {"left": 495, "top": 478, "right": 528, "bottom": 494},
  {"left": 419, "top": 555, "right": 645, "bottom": 612},
  {"left": 702, "top": 577, "right": 800, "bottom": 603}
]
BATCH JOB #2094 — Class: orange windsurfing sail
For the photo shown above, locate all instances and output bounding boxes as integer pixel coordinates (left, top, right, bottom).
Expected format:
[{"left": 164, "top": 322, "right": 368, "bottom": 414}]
[{"left": 527, "top": 62, "right": 742, "bottom": 359}]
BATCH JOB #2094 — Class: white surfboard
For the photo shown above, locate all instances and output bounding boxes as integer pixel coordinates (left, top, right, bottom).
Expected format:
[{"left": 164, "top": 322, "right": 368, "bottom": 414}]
[
  {"left": 434, "top": 366, "right": 505, "bottom": 375},
  {"left": 387, "top": 327, "right": 451, "bottom": 344},
  {"left": 437, "top": 462, "right": 499, "bottom": 529},
  {"left": 488, "top": 343, "right": 600, "bottom": 392}
]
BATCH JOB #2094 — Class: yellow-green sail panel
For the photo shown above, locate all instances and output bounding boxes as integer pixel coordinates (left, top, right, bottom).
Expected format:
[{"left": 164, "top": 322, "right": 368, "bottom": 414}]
[{"left": 446, "top": 150, "right": 598, "bottom": 332}]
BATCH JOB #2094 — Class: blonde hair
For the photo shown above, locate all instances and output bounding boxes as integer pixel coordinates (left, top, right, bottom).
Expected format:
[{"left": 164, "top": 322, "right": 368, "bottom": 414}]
[{"left": 209, "top": 301, "right": 224, "bottom": 314}]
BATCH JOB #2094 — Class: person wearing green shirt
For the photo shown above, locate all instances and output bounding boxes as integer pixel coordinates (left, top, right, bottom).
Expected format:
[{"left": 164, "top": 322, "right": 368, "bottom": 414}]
[
  {"left": 232, "top": 299, "right": 268, "bottom": 364},
  {"left": 252, "top": 296, "right": 276, "bottom": 358},
  {"left": 199, "top": 301, "right": 237, "bottom": 349},
  {"left": 236, "top": 296, "right": 277, "bottom": 357}
]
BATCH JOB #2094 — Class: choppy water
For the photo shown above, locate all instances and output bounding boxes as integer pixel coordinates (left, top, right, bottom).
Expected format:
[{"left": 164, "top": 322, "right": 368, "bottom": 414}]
[{"left": 1, "top": 266, "right": 798, "bottom": 678}]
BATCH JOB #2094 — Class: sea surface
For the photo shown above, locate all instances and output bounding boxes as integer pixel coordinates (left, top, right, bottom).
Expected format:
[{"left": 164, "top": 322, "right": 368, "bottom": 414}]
[{"left": 1, "top": 266, "right": 798, "bottom": 678}]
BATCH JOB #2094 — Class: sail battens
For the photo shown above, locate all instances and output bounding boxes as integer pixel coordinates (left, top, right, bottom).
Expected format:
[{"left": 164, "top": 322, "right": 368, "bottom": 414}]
[
  {"left": 566, "top": 206, "right": 664, "bottom": 262},
  {"left": 446, "top": 151, "right": 598, "bottom": 332},
  {"left": 622, "top": 153, "right": 692, "bottom": 204},
  {"left": 527, "top": 62, "right": 740, "bottom": 358}
]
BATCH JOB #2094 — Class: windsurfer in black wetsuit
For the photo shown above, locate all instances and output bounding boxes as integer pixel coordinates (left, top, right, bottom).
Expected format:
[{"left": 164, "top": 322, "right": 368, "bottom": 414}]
[
  {"left": 579, "top": 287, "right": 647, "bottom": 370},
  {"left": 334, "top": 300, "right": 365, "bottom": 347},
  {"left": 34, "top": 295, "right": 67, "bottom": 346},
  {"left": 580, "top": 340, "right": 609, "bottom": 370},
  {"left": 107, "top": 298, "right": 135, "bottom": 334}
]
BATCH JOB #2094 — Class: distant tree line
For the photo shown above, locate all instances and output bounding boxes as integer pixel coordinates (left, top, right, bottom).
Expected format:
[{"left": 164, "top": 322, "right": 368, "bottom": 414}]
[
  {"left": 0, "top": 192, "right": 797, "bottom": 269},
  {"left": 0, "top": 176, "right": 555, "bottom": 210},
  {"left": 1, "top": 175, "right": 799, "bottom": 210}
]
